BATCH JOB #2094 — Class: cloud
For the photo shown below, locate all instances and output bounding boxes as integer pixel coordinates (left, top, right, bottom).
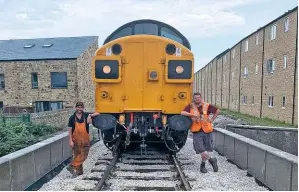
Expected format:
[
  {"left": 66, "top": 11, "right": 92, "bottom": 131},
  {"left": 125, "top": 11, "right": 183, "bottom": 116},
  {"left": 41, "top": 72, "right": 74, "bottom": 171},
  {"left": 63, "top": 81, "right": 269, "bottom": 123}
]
[{"left": 0, "top": 0, "right": 261, "bottom": 41}]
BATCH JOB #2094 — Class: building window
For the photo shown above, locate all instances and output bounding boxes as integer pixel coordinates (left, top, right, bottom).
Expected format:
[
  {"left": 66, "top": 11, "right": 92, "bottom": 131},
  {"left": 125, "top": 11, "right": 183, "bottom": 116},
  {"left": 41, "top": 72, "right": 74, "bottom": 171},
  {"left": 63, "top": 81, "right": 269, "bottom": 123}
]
[
  {"left": 245, "top": 40, "right": 249, "bottom": 52},
  {"left": 244, "top": 66, "right": 248, "bottom": 78},
  {"left": 232, "top": 49, "right": 235, "bottom": 59},
  {"left": 256, "top": 34, "right": 259, "bottom": 45},
  {"left": 270, "top": 24, "right": 276, "bottom": 40},
  {"left": 268, "top": 96, "right": 274, "bottom": 107},
  {"left": 284, "top": 55, "right": 287, "bottom": 68},
  {"left": 255, "top": 64, "right": 258, "bottom": 74},
  {"left": 0, "top": 101, "right": 3, "bottom": 110},
  {"left": 267, "top": 59, "right": 275, "bottom": 73},
  {"left": 31, "top": 72, "right": 38, "bottom": 89},
  {"left": 284, "top": 17, "right": 289, "bottom": 32},
  {"left": 35, "top": 101, "right": 63, "bottom": 112},
  {"left": 51, "top": 72, "right": 67, "bottom": 88},
  {"left": 0, "top": 74, "right": 4, "bottom": 89},
  {"left": 242, "top": 95, "right": 247, "bottom": 104},
  {"left": 252, "top": 96, "right": 255, "bottom": 104},
  {"left": 282, "top": 96, "right": 286, "bottom": 108}
]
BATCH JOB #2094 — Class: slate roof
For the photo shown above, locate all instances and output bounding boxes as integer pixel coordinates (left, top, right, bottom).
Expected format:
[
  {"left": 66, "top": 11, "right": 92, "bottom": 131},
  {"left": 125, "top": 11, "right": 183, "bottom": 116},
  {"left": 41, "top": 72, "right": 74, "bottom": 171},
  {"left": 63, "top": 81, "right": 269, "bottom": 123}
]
[{"left": 0, "top": 36, "right": 98, "bottom": 61}]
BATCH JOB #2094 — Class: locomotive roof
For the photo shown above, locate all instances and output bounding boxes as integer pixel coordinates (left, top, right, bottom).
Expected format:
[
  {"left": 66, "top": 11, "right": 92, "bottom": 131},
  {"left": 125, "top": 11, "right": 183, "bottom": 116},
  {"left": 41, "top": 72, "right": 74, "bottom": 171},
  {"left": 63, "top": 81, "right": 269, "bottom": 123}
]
[
  {"left": 103, "top": 19, "right": 191, "bottom": 50},
  {"left": 0, "top": 36, "right": 98, "bottom": 61}
]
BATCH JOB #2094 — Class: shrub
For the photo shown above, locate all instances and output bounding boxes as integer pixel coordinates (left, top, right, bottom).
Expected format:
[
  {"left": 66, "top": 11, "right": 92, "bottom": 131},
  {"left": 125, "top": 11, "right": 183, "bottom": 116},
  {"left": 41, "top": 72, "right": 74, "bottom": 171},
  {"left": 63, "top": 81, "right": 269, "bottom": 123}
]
[{"left": 0, "top": 122, "right": 59, "bottom": 157}]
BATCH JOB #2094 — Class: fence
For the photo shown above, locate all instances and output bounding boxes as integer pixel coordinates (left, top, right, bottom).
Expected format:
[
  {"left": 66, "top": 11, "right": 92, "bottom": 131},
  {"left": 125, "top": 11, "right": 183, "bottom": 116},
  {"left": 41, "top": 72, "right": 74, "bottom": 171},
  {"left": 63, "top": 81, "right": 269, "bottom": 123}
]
[{"left": 0, "top": 113, "right": 31, "bottom": 124}]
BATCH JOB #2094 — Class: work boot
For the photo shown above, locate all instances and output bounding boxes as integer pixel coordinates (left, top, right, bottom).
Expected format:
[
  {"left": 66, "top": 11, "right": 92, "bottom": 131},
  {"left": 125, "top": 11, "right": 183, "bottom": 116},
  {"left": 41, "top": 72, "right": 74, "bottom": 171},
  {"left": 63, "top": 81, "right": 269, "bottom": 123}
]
[
  {"left": 66, "top": 165, "right": 74, "bottom": 174},
  {"left": 200, "top": 162, "right": 208, "bottom": 173},
  {"left": 209, "top": 157, "right": 218, "bottom": 172}
]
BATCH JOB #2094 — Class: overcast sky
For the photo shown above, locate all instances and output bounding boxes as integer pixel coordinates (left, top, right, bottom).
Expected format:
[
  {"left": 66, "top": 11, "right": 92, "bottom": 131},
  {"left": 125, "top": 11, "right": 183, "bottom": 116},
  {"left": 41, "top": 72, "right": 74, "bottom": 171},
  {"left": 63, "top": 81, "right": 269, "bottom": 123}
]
[{"left": 0, "top": 0, "right": 297, "bottom": 71}]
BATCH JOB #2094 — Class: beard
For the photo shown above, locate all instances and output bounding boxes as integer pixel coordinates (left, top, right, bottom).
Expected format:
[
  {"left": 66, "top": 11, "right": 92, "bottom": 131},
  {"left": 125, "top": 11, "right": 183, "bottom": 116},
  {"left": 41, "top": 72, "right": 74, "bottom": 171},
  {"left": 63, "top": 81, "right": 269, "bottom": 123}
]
[{"left": 76, "top": 109, "right": 83, "bottom": 114}]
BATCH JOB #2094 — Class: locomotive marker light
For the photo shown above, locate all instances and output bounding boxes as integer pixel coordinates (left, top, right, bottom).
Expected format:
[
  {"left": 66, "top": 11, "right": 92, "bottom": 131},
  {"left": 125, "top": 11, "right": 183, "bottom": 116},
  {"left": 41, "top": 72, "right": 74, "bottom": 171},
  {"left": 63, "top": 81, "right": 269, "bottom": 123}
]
[
  {"left": 103, "top": 65, "right": 111, "bottom": 74},
  {"left": 112, "top": 44, "right": 122, "bottom": 55},
  {"left": 166, "top": 44, "right": 176, "bottom": 55},
  {"left": 176, "top": 66, "right": 184, "bottom": 74}
]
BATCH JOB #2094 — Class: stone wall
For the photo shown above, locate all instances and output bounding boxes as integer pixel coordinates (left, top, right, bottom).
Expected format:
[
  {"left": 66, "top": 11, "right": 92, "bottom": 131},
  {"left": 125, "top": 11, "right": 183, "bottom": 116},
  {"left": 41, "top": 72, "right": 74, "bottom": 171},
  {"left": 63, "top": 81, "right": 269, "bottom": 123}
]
[
  {"left": 31, "top": 108, "right": 74, "bottom": 129},
  {"left": 0, "top": 60, "right": 78, "bottom": 108},
  {"left": 76, "top": 39, "right": 98, "bottom": 112}
]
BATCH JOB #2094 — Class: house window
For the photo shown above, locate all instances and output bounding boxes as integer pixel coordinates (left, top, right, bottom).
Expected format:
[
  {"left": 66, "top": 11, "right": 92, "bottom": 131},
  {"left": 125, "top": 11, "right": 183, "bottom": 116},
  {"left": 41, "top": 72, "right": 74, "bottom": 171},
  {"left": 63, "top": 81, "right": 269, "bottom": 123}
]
[
  {"left": 242, "top": 95, "right": 247, "bottom": 104},
  {"left": 51, "top": 72, "right": 67, "bottom": 88},
  {"left": 0, "top": 74, "right": 4, "bottom": 89},
  {"left": 232, "top": 49, "right": 235, "bottom": 59},
  {"left": 256, "top": 34, "right": 259, "bottom": 45},
  {"left": 31, "top": 72, "right": 38, "bottom": 89},
  {"left": 35, "top": 101, "right": 63, "bottom": 112},
  {"left": 284, "top": 17, "right": 289, "bottom": 32},
  {"left": 270, "top": 24, "right": 276, "bottom": 40},
  {"left": 245, "top": 40, "right": 249, "bottom": 52},
  {"left": 284, "top": 55, "right": 287, "bottom": 68},
  {"left": 268, "top": 96, "right": 274, "bottom": 107},
  {"left": 282, "top": 96, "right": 286, "bottom": 108},
  {"left": 255, "top": 64, "right": 258, "bottom": 74},
  {"left": 252, "top": 96, "right": 255, "bottom": 104},
  {"left": 244, "top": 66, "right": 248, "bottom": 78},
  {"left": 267, "top": 59, "right": 275, "bottom": 73}
]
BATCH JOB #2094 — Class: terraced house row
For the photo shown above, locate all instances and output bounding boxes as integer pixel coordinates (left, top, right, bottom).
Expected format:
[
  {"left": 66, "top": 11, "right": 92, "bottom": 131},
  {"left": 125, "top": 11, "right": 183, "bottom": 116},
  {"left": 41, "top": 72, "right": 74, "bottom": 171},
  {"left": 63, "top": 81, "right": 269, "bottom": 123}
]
[{"left": 193, "top": 7, "right": 298, "bottom": 125}]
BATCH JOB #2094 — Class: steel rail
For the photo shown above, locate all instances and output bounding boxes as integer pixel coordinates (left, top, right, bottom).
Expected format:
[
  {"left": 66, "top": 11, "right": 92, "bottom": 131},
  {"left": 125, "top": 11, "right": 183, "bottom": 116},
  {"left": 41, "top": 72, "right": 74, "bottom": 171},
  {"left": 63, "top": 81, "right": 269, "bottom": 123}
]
[
  {"left": 172, "top": 155, "right": 192, "bottom": 191},
  {"left": 94, "top": 135, "right": 122, "bottom": 191}
]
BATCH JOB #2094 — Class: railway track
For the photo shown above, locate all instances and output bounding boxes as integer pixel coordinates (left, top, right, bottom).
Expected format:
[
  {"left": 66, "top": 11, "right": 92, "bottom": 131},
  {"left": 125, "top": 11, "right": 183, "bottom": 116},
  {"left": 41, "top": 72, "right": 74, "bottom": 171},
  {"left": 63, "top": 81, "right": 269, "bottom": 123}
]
[{"left": 74, "top": 137, "right": 193, "bottom": 191}]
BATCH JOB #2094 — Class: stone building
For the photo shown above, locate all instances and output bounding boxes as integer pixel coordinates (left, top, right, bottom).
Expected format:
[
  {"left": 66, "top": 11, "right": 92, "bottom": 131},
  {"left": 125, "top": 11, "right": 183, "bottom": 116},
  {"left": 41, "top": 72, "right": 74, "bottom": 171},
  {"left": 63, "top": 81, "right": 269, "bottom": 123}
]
[
  {"left": 194, "top": 6, "right": 298, "bottom": 125},
  {"left": 0, "top": 36, "right": 98, "bottom": 113}
]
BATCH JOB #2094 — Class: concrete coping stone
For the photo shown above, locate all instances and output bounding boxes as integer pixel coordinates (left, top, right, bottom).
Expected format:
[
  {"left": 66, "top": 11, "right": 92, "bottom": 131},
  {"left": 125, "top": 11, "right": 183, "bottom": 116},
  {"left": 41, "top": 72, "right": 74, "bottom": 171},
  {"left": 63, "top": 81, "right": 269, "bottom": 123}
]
[
  {"left": 214, "top": 128, "right": 298, "bottom": 164},
  {"left": 226, "top": 124, "right": 298, "bottom": 132},
  {"left": 0, "top": 131, "right": 68, "bottom": 164}
]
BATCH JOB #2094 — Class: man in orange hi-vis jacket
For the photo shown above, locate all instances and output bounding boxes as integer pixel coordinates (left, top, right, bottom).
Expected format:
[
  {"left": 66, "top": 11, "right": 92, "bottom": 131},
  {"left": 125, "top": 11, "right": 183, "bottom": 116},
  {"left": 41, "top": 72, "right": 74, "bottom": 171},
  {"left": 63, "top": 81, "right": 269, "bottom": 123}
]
[
  {"left": 181, "top": 92, "right": 220, "bottom": 173},
  {"left": 66, "top": 102, "right": 99, "bottom": 177}
]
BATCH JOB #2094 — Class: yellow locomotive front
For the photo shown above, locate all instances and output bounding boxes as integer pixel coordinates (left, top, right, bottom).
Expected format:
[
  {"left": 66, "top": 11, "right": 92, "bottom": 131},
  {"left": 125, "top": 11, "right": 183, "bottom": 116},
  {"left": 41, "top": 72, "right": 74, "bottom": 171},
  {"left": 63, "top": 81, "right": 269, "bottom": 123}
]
[{"left": 92, "top": 20, "right": 194, "bottom": 153}]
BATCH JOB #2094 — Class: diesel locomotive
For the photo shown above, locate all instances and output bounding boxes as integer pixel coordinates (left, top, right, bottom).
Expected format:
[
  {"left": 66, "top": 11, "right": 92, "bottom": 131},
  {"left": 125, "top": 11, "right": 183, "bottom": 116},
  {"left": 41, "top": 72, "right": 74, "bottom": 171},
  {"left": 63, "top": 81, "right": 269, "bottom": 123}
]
[{"left": 91, "top": 19, "right": 194, "bottom": 154}]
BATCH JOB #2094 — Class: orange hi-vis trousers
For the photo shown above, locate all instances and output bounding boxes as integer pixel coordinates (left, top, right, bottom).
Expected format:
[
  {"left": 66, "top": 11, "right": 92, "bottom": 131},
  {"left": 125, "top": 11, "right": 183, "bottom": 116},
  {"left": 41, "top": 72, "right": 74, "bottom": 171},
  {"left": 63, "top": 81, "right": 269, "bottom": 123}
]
[{"left": 71, "top": 119, "right": 90, "bottom": 173}]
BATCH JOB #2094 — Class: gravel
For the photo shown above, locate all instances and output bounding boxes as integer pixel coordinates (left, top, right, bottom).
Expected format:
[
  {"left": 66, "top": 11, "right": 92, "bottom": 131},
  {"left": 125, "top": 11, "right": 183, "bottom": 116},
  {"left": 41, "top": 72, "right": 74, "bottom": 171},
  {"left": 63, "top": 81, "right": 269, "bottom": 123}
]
[
  {"left": 38, "top": 114, "right": 268, "bottom": 191},
  {"left": 177, "top": 138, "right": 268, "bottom": 191}
]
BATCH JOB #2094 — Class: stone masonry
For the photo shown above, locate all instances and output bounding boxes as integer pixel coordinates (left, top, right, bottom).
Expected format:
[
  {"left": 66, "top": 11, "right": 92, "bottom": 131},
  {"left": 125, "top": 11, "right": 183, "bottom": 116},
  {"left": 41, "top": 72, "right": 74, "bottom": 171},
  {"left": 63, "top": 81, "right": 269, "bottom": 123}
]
[
  {"left": 194, "top": 7, "right": 298, "bottom": 125},
  {"left": 0, "top": 39, "right": 98, "bottom": 113}
]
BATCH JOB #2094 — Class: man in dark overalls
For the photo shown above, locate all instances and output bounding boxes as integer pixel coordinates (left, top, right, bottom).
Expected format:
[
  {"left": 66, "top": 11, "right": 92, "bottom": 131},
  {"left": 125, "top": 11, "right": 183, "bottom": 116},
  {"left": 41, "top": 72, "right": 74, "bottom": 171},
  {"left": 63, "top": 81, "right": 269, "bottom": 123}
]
[{"left": 66, "top": 102, "right": 99, "bottom": 177}]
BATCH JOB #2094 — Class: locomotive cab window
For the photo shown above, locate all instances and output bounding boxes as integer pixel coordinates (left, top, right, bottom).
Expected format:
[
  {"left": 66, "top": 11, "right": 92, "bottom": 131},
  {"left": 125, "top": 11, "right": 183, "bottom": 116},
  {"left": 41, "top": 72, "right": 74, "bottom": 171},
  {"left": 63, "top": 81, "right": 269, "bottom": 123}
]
[
  {"left": 161, "top": 27, "right": 183, "bottom": 44},
  {"left": 110, "top": 27, "right": 133, "bottom": 42},
  {"left": 134, "top": 23, "right": 158, "bottom": 35}
]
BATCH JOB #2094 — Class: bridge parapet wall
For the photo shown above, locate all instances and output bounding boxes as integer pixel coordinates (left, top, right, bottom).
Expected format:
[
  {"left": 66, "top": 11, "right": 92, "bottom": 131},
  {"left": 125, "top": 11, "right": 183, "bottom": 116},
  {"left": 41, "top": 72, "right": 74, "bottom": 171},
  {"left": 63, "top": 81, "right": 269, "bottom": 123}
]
[
  {"left": 214, "top": 128, "right": 298, "bottom": 191},
  {"left": 224, "top": 124, "right": 298, "bottom": 156}
]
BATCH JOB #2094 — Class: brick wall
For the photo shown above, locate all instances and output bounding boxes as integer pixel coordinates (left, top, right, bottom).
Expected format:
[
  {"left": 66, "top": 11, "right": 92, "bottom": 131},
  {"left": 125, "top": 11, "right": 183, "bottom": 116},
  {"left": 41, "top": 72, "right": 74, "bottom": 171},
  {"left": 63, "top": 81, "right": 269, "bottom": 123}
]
[
  {"left": 240, "top": 29, "right": 264, "bottom": 117},
  {"left": 193, "top": 7, "right": 298, "bottom": 125},
  {"left": 31, "top": 108, "right": 74, "bottom": 129},
  {"left": 222, "top": 52, "right": 230, "bottom": 109},
  {"left": 262, "top": 10, "right": 297, "bottom": 124},
  {"left": 229, "top": 44, "right": 241, "bottom": 112}
]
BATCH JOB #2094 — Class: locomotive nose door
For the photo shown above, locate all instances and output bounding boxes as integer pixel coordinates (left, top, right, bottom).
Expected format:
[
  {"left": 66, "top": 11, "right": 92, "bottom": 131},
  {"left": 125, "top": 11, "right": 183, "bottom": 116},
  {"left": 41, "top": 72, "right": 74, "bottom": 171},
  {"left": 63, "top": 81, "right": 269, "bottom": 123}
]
[
  {"left": 142, "top": 42, "right": 163, "bottom": 111},
  {"left": 122, "top": 42, "right": 163, "bottom": 112}
]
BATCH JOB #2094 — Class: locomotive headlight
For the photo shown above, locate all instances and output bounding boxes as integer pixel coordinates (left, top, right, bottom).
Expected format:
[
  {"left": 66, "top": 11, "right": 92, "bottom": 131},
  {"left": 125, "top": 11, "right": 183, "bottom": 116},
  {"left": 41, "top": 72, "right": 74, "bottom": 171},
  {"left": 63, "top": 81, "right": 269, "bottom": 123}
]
[
  {"left": 103, "top": 65, "right": 111, "bottom": 74},
  {"left": 176, "top": 66, "right": 184, "bottom": 74}
]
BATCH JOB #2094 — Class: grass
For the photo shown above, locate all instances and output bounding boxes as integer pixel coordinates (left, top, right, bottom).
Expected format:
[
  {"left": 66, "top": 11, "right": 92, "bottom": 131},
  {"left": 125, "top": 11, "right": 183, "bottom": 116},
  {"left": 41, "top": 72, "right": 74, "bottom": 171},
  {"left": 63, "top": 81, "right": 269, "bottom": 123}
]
[{"left": 220, "top": 108, "right": 297, "bottom": 128}]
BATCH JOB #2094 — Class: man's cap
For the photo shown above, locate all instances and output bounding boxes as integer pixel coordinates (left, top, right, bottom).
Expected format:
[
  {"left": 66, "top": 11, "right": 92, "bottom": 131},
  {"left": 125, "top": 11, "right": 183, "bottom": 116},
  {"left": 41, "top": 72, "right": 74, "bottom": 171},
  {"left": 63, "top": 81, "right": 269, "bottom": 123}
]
[{"left": 75, "top": 101, "right": 84, "bottom": 107}]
